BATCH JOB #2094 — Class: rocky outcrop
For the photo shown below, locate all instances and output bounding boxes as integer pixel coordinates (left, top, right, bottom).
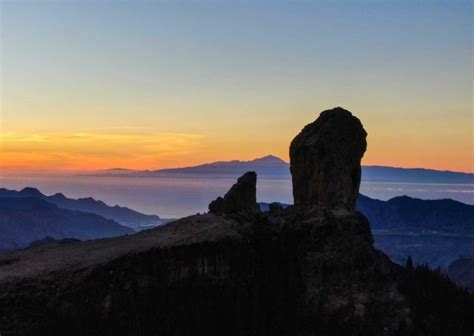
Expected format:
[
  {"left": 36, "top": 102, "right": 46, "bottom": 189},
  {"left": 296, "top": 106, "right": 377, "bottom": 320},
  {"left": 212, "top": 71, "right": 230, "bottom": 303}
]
[
  {"left": 0, "top": 108, "right": 472, "bottom": 336},
  {"left": 448, "top": 256, "right": 474, "bottom": 292},
  {"left": 290, "top": 107, "right": 367, "bottom": 210},
  {"left": 208, "top": 171, "right": 260, "bottom": 215},
  {"left": 1, "top": 205, "right": 472, "bottom": 336}
]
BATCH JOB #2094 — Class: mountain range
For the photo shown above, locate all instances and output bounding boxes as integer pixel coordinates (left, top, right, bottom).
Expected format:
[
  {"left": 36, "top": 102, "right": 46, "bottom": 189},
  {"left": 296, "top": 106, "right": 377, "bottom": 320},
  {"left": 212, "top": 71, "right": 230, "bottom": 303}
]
[
  {"left": 93, "top": 155, "right": 474, "bottom": 184},
  {"left": 0, "top": 187, "right": 163, "bottom": 230},
  {"left": 0, "top": 197, "right": 133, "bottom": 251},
  {"left": 2, "top": 185, "right": 472, "bottom": 274},
  {"left": 357, "top": 194, "right": 474, "bottom": 270},
  {"left": 0, "top": 187, "right": 169, "bottom": 251},
  {"left": 357, "top": 194, "right": 474, "bottom": 234},
  {"left": 261, "top": 194, "right": 474, "bottom": 271}
]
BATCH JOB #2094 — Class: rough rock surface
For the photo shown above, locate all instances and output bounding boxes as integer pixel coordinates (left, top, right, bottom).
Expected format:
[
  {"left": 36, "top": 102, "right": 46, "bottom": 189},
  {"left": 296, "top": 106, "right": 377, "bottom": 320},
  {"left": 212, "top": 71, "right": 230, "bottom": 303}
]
[
  {"left": 1, "top": 205, "right": 471, "bottom": 336},
  {"left": 0, "top": 108, "right": 472, "bottom": 336},
  {"left": 290, "top": 107, "right": 367, "bottom": 210},
  {"left": 448, "top": 256, "right": 474, "bottom": 292},
  {"left": 208, "top": 171, "right": 260, "bottom": 215}
]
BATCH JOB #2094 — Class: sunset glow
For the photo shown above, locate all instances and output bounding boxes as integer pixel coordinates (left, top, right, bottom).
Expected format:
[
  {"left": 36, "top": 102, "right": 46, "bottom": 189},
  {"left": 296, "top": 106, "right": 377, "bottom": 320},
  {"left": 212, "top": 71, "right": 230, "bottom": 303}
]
[{"left": 1, "top": 1, "right": 472, "bottom": 173}]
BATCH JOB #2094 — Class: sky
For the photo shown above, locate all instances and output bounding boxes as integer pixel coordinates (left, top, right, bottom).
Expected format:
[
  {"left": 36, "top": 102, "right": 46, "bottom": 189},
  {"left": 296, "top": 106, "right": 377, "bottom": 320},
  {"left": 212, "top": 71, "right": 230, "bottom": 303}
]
[{"left": 0, "top": 0, "right": 472, "bottom": 172}]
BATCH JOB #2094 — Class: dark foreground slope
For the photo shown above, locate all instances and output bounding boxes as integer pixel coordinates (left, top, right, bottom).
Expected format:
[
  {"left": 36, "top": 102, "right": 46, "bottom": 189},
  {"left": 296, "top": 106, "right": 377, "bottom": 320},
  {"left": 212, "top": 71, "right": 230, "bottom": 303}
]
[{"left": 0, "top": 207, "right": 472, "bottom": 336}]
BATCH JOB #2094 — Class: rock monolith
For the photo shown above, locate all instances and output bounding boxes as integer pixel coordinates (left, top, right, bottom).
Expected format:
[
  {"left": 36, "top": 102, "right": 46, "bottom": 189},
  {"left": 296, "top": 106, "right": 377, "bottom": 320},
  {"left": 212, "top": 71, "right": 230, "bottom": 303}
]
[{"left": 289, "top": 107, "right": 367, "bottom": 210}]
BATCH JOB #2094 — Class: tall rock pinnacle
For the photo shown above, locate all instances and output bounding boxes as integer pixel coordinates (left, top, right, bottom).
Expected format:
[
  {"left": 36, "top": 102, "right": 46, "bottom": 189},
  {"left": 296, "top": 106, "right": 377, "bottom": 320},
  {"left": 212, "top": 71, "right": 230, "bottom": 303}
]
[
  {"left": 209, "top": 171, "right": 260, "bottom": 215},
  {"left": 289, "top": 107, "right": 367, "bottom": 210}
]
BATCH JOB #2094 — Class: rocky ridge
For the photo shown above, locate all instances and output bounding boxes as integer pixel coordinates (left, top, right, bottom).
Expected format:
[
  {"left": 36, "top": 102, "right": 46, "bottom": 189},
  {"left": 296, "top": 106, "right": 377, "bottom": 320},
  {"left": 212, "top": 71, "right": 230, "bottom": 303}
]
[{"left": 0, "top": 108, "right": 472, "bottom": 336}]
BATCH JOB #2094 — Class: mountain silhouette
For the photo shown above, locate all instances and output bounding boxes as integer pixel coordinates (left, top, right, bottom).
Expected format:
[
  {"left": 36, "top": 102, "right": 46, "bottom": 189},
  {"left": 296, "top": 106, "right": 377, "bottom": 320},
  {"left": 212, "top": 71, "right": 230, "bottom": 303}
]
[
  {"left": 0, "top": 197, "right": 133, "bottom": 251},
  {"left": 357, "top": 194, "right": 474, "bottom": 234},
  {"left": 94, "top": 155, "right": 474, "bottom": 184},
  {"left": 0, "top": 187, "right": 163, "bottom": 230},
  {"left": 261, "top": 194, "right": 474, "bottom": 269},
  {"left": 120, "top": 155, "right": 290, "bottom": 178}
]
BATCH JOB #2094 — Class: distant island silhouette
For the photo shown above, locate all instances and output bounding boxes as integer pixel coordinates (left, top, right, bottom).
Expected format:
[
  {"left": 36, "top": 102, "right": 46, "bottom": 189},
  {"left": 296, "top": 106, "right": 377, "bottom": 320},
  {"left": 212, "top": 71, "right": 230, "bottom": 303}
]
[{"left": 92, "top": 155, "right": 474, "bottom": 184}]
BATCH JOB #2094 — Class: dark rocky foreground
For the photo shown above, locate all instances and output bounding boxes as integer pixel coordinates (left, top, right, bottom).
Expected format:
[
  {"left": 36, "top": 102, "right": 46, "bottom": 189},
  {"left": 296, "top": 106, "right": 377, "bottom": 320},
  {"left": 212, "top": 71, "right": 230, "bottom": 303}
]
[
  {"left": 449, "top": 256, "right": 474, "bottom": 292},
  {"left": 0, "top": 108, "right": 472, "bottom": 336},
  {"left": 1, "top": 205, "right": 472, "bottom": 335}
]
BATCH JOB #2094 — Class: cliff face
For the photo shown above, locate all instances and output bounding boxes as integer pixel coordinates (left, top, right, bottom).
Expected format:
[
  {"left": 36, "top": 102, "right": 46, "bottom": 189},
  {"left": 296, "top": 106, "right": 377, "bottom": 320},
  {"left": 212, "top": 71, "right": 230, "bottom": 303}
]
[
  {"left": 0, "top": 209, "right": 407, "bottom": 336},
  {"left": 0, "top": 108, "right": 472, "bottom": 336}
]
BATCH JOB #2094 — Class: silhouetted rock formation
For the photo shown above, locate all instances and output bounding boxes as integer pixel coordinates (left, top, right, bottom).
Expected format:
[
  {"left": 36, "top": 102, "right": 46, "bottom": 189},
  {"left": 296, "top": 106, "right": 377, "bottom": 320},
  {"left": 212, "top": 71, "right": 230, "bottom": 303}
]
[
  {"left": 290, "top": 107, "right": 367, "bottom": 210},
  {"left": 208, "top": 196, "right": 225, "bottom": 213},
  {"left": 0, "top": 108, "right": 472, "bottom": 336},
  {"left": 263, "top": 195, "right": 474, "bottom": 270},
  {"left": 208, "top": 171, "right": 260, "bottom": 215},
  {"left": 448, "top": 256, "right": 474, "bottom": 292}
]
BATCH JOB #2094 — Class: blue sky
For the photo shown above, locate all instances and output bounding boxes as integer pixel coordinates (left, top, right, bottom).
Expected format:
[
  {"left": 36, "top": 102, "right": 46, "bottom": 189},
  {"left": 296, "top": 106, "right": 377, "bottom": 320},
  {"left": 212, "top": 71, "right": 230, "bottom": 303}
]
[{"left": 1, "top": 0, "right": 472, "bottom": 171}]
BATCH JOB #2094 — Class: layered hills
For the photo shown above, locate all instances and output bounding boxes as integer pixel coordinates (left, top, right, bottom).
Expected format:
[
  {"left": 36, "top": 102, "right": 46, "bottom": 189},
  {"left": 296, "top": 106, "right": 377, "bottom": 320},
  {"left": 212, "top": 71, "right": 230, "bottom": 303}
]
[
  {"left": 0, "top": 187, "right": 162, "bottom": 230},
  {"left": 358, "top": 194, "right": 474, "bottom": 269},
  {"left": 261, "top": 194, "right": 474, "bottom": 269},
  {"left": 0, "top": 197, "right": 133, "bottom": 251}
]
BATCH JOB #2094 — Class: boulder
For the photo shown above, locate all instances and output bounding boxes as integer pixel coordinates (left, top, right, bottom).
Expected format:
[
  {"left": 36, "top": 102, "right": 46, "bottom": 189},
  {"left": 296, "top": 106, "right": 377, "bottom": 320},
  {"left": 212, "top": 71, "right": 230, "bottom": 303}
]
[{"left": 290, "top": 107, "right": 367, "bottom": 210}]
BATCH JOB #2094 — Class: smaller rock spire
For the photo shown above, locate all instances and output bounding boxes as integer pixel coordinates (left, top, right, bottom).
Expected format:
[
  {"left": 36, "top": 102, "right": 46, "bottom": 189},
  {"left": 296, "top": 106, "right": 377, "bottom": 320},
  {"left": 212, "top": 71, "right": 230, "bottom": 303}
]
[{"left": 209, "top": 171, "right": 260, "bottom": 215}]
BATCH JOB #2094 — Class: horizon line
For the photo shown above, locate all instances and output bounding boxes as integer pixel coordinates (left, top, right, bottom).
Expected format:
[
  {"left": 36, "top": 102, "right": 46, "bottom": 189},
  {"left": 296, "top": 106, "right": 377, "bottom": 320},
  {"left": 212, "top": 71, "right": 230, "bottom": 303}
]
[{"left": 1, "top": 154, "right": 473, "bottom": 175}]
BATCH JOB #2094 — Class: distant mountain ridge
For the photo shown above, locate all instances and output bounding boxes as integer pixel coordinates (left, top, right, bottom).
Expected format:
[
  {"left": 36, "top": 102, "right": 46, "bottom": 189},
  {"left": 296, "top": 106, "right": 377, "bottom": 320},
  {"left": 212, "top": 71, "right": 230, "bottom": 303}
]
[
  {"left": 260, "top": 194, "right": 474, "bottom": 270},
  {"left": 357, "top": 194, "right": 474, "bottom": 269},
  {"left": 356, "top": 194, "right": 474, "bottom": 234},
  {"left": 104, "top": 155, "right": 290, "bottom": 178},
  {"left": 93, "top": 155, "right": 474, "bottom": 184},
  {"left": 0, "top": 197, "right": 133, "bottom": 251},
  {"left": 27, "top": 236, "right": 81, "bottom": 249},
  {"left": 362, "top": 165, "right": 473, "bottom": 184},
  {"left": 0, "top": 187, "right": 162, "bottom": 230}
]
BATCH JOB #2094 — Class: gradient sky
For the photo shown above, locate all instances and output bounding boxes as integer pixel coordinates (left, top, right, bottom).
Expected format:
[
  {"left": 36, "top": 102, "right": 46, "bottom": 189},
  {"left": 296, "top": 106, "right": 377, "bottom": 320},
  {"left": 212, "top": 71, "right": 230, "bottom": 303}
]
[{"left": 1, "top": 0, "right": 472, "bottom": 172}]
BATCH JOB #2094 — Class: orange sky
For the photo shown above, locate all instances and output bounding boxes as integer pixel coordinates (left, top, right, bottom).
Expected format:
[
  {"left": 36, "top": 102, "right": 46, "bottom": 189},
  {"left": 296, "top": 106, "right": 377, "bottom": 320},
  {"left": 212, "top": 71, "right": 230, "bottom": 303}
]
[
  {"left": 1, "top": 115, "right": 472, "bottom": 173},
  {"left": 1, "top": 2, "right": 472, "bottom": 173}
]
